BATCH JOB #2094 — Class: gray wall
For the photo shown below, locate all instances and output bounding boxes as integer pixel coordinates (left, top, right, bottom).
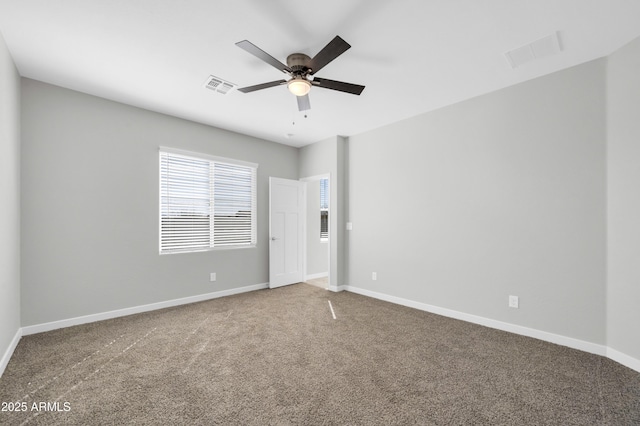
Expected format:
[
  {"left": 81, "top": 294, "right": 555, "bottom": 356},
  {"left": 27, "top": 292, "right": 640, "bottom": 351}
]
[
  {"left": 347, "top": 59, "right": 607, "bottom": 344},
  {"left": 305, "top": 179, "right": 329, "bottom": 276},
  {"left": 607, "top": 37, "right": 640, "bottom": 360},
  {"left": 20, "top": 79, "right": 298, "bottom": 326},
  {"left": 299, "top": 136, "right": 347, "bottom": 289},
  {"left": 0, "top": 31, "right": 21, "bottom": 366}
]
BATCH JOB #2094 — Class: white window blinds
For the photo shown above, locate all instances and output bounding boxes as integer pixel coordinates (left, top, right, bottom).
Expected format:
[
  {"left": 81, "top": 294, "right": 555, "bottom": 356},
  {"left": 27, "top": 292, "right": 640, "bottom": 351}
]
[
  {"left": 320, "top": 178, "right": 329, "bottom": 210},
  {"left": 159, "top": 149, "right": 257, "bottom": 254},
  {"left": 320, "top": 178, "right": 329, "bottom": 240}
]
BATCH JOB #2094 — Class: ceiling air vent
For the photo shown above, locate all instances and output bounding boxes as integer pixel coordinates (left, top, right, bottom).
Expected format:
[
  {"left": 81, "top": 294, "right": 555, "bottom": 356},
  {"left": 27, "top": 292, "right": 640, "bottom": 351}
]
[
  {"left": 505, "top": 31, "right": 563, "bottom": 69},
  {"left": 203, "top": 75, "right": 236, "bottom": 94}
]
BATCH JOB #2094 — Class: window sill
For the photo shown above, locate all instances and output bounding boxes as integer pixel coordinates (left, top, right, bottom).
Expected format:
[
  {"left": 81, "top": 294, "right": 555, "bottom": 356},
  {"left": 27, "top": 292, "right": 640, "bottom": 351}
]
[{"left": 160, "top": 244, "right": 257, "bottom": 255}]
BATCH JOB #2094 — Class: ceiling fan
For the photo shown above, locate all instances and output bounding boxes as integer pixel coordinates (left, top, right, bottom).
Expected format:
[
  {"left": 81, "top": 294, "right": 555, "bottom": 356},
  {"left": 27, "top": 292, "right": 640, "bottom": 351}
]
[{"left": 235, "top": 35, "right": 365, "bottom": 111}]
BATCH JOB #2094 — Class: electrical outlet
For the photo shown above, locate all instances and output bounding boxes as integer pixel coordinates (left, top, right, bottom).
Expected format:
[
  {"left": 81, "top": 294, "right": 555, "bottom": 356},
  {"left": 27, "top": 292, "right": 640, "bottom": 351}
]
[
  {"left": 346, "top": 222, "right": 353, "bottom": 231},
  {"left": 210, "top": 272, "right": 217, "bottom": 282},
  {"left": 372, "top": 272, "right": 377, "bottom": 281},
  {"left": 509, "top": 295, "right": 519, "bottom": 308}
]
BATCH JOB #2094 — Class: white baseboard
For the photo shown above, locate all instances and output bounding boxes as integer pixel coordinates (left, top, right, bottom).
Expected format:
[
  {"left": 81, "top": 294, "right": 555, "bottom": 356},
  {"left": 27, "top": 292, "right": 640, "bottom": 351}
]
[
  {"left": 607, "top": 347, "right": 640, "bottom": 373},
  {"left": 328, "top": 285, "right": 347, "bottom": 292},
  {"left": 0, "top": 328, "right": 22, "bottom": 378},
  {"left": 305, "top": 272, "right": 329, "bottom": 281},
  {"left": 22, "top": 283, "right": 268, "bottom": 336},
  {"left": 345, "top": 285, "right": 608, "bottom": 357}
]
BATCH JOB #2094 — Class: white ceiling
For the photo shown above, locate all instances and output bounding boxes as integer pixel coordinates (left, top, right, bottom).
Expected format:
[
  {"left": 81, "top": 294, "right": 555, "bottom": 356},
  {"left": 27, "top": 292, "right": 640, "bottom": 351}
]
[{"left": 1, "top": 1, "right": 639, "bottom": 147}]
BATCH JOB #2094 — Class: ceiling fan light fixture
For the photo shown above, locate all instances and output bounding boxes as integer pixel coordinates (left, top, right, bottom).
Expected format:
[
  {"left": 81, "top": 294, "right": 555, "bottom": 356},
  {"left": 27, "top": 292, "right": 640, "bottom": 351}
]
[{"left": 288, "top": 78, "right": 311, "bottom": 96}]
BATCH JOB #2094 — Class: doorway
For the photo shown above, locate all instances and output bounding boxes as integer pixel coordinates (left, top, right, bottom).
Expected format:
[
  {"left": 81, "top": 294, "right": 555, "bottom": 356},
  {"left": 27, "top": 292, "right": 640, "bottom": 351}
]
[{"left": 301, "top": 175, "right": 330, "bottom": 289}]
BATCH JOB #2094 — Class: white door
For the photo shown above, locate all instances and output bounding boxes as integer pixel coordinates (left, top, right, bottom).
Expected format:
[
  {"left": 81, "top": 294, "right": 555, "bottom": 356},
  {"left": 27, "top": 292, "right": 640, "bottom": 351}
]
[{"left": 269, "top": 177, "right": 304, "bottom": 288}]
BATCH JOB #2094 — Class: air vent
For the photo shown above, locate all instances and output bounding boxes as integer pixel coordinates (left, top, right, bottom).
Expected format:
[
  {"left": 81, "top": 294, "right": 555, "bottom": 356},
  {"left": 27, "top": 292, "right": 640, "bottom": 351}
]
[
  {"left": 505, "top": 31, "right": 563, "bottom": 69},
  {"left": 203, "top": 75, "right": 236, "bottom": 94}
]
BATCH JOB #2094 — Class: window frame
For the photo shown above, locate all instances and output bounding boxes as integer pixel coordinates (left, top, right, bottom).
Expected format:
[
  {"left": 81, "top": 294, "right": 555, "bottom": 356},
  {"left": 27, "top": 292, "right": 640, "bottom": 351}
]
[{"left": 159, "top": 147, "right": 258, "bottom": 255}]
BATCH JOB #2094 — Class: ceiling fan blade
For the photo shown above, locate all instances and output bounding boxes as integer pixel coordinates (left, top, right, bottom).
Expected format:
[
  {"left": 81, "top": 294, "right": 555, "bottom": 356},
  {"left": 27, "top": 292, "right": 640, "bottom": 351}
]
[
  {"left": 238, "top": 80, "right": 287, "bottom": 93},
  {"left": 236, "top": 40, "right": 292, "bottom": 73},
  {"left": 311, "top": 77, "right": 365, "bottom": 95},
  {"left": 307, "top": 36, "right": 351, "bottom": 75},
  {"left": 297, "top": 94, "right": 311, "bottom": 111}
]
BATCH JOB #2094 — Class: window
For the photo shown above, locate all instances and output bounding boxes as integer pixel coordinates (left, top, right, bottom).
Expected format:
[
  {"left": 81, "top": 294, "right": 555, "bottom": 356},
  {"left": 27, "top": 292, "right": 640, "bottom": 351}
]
[
  {"left": 320, "top": 178, "right": 329, "bottom": 241},
  {"left": 159, "top": 148, "right": 257, "bottom": 254}
]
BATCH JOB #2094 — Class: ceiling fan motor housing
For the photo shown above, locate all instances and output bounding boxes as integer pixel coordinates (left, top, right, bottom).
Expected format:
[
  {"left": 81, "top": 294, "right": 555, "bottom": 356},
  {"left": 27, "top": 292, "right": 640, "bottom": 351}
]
[{"left": 287, "top": 53, "right": 312, "bottom": 76}]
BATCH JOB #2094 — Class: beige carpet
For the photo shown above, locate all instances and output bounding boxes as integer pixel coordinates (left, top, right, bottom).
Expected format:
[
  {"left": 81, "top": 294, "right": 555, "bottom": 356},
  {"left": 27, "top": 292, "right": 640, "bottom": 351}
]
[
  {"left": 305, "top": 277, "right": 328, "bottom": 289},
  {"left": 1, "top": 284, "right": 639, "bottom": 425}
]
